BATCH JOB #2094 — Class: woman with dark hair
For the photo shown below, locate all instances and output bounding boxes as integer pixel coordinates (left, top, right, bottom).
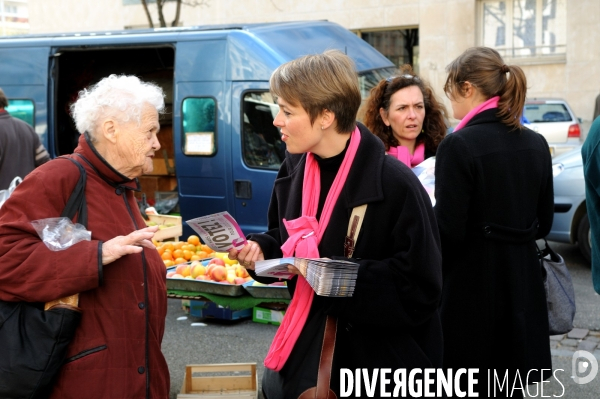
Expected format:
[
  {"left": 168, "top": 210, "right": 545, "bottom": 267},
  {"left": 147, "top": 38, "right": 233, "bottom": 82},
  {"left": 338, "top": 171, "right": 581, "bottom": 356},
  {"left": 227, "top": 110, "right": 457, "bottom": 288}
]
[
  {"left": 229, "top": 50, "right": 443, "bottom": 398},
  {"left": 435, "top": 47, "right": 554, "bottom": 397},
  {"left": 363, "top": 65, "right": 448, "bottom": 168}
]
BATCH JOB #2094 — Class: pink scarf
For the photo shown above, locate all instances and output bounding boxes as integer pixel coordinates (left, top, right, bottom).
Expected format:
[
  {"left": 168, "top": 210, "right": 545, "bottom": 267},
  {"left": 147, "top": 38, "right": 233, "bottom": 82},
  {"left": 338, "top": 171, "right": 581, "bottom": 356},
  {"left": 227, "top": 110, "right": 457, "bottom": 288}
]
[
  {"left": 388, "top": 142, "right": 425, "bottom": 168},
  {"left": 453, "top": 96, "right": 500, "bottom": 132},
  {"left": 263, "top": 127, "right": 361, "bottom": 371}
]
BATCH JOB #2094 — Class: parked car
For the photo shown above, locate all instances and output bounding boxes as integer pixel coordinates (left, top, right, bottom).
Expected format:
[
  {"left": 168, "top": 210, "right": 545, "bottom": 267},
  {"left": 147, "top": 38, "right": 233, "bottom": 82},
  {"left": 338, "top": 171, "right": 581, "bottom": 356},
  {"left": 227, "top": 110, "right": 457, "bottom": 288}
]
[
  {"left": 546, "top": 146, "right": 590, "bottom": 263},
  {"left": 523, "top": 98, "right": 582, "bottom": 158}
]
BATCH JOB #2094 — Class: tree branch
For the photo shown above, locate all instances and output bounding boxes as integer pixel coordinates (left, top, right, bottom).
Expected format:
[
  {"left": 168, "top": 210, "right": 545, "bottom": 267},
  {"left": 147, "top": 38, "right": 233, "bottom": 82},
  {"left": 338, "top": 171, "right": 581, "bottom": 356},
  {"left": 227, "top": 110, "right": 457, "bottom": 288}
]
[
  {"left": 141, "top": 0, "right": 155, "bottom": 28},
  {"left": 172, "top": 0, "right": 182, "bottom": 27},
  {"left": 157, "top": 0, "right": 167, "bottom": 27}
]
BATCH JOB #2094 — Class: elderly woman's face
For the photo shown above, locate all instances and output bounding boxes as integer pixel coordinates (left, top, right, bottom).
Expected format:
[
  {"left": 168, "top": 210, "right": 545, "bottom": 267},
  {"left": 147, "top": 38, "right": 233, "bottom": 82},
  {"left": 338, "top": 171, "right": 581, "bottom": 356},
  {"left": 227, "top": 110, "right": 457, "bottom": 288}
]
[{"left": 113, "top": 104, "right": 161, "bottom": 178}]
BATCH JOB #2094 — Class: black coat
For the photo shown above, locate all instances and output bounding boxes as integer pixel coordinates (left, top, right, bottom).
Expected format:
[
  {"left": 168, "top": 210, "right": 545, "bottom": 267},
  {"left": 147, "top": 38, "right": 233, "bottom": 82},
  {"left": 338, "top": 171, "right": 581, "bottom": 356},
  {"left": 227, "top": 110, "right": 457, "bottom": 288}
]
[
  {"left": 250, "top": 124, "right": 443, "bottom": 398},
  {"left": 434, "top": 109, "right": 554, "bottom": 393}
]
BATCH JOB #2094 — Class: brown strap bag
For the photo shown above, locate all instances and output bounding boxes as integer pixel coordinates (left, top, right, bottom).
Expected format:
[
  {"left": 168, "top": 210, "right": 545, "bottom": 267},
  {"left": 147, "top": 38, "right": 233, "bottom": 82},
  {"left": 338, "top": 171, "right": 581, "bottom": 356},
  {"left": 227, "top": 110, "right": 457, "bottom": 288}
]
[{"left": 297, "top": 205, "right": 367, "bottom": 399}]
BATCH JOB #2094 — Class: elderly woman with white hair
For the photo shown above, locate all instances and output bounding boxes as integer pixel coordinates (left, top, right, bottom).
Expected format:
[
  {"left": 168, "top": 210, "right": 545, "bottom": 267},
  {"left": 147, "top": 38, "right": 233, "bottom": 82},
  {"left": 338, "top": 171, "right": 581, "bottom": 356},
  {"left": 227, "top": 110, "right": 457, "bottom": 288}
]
[{"left": 0, "top": 74, "right": 170, "bottom": 398}]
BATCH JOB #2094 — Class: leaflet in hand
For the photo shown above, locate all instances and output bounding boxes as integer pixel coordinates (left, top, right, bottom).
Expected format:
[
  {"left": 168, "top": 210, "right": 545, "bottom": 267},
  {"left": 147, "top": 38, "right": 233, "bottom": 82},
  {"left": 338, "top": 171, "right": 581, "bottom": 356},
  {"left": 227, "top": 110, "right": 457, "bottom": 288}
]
[
  {"left": 254, "top": 257, "right": 360, "bottom": 297},
  {"left": 186, "top": 211, "right": 247, "bottom": 252}
]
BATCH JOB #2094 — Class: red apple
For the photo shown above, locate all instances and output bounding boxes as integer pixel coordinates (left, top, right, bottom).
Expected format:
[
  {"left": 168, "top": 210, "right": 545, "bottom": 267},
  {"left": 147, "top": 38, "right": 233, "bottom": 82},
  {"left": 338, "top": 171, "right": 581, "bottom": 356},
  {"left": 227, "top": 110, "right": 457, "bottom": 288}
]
[
  {"left": 208, "top": 257, "right": 225, "bottom": 266},
  {"left": 210, "top": 265, "right": 227, "bottom": 281},
  {"left": 233, "top": 277, "right": 246, "bottom": 285}
]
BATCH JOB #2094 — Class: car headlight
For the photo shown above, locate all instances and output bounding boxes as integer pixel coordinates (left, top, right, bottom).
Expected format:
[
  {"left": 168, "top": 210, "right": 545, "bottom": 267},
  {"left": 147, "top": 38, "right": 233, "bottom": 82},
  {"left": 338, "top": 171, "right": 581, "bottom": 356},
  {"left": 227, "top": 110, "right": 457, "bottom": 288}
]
[{"left": 552, "top": 163, "right": 565, "bottom": 177}]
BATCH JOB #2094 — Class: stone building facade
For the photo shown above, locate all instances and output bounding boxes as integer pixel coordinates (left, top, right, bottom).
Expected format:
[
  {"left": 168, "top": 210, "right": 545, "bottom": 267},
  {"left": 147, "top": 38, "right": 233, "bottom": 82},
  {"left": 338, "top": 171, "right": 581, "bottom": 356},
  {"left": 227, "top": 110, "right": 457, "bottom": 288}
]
[{"left": 27, "top": 0, "right": 600, "bottom": 127}]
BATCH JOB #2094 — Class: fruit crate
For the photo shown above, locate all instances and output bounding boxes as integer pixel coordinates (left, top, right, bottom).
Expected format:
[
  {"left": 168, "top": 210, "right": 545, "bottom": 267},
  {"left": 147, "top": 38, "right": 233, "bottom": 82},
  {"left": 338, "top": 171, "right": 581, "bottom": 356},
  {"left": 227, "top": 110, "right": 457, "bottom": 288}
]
[
  {"left": 178, "top": 363, "right": 257, "bottom": 398},
  {"left": 147, "top": 214, "right": 182, "bottom": 241}
]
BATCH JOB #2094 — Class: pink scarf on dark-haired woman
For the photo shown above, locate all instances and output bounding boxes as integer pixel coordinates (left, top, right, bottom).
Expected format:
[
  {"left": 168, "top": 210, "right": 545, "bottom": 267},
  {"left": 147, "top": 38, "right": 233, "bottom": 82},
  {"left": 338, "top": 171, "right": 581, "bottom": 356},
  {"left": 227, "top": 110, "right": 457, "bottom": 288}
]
[
  {"left": 387, "top": 143, "right": 425, "bottom": 168},
  {"left": 263, "top": 127, "right": 361, "bottom": 371}
]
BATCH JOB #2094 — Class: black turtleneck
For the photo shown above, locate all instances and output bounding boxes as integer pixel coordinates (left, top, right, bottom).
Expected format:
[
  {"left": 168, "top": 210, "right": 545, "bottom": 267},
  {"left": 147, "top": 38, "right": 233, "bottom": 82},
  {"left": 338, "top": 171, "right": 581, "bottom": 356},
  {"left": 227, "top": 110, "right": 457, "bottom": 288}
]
[{"left": 312, "top": 138, "right": 350, "bottom": 221}]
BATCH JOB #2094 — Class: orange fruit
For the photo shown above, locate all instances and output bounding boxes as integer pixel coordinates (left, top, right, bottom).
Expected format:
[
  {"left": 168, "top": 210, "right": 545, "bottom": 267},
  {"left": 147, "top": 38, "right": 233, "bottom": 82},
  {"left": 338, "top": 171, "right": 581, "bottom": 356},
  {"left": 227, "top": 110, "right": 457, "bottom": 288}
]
[
  {"left": 174, "top": 257, "right": 187, "bottom": 265},
  {"left": 172, "top": 249, "right": 184, "bottom": 259},
  {"left": 157, "top": 246, "right": 166, "bottom": 256},
  {"left": 187, "top": 235, "right": 201, "bottom": 246},
  {"left": 162, "top": 242, "right": 175, "bottom": 252},
  {"left": 182, "top": 250, "right": 193, "bottom": 260},
  {"left": 196, "top": 251, "right": 208, "bottom": 259},
  {"left": 163, "top": 260, "right": 174, "bottom": 267},
  {"left": 174, "top": 241, "right": 185, "bottom": 250},
  {"left": 185, "top": 244, "right": 196, "bottom": 252},
  {"left": 200, "top": 244, "right": 213, "bottom": 253},
  {"left": 161, "top": 252, "right": 173, "bottom": 261},
  {"left": 190, "top": 255, "right": 201, "bottom": 261}
]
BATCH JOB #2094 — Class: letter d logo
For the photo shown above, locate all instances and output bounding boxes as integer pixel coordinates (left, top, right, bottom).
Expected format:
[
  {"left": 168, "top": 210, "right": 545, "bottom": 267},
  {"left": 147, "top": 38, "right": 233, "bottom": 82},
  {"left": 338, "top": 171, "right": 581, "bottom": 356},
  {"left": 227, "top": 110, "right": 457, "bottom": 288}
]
[{"left": 572, "top": 350, "right": 599, "bottom": 384}]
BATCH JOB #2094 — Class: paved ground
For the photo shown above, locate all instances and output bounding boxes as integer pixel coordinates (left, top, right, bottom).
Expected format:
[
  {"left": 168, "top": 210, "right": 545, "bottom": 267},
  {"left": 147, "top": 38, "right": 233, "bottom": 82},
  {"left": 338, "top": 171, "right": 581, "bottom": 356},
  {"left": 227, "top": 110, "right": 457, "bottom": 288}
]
[{"left": 162, "top": 240, "right": 600, "bottom": 398}]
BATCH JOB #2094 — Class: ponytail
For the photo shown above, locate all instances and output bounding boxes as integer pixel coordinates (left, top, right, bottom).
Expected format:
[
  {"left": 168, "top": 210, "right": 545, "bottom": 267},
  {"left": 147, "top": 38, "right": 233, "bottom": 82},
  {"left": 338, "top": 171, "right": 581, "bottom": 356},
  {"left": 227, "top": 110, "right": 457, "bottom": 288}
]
[{"left": 498, "top": 65, "right": 527, "bottom": 131}]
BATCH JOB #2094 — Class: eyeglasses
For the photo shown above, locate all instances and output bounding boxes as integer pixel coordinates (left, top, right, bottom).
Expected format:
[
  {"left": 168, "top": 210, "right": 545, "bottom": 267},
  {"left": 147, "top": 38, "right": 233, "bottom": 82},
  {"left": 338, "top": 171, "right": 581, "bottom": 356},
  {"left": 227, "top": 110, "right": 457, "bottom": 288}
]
[{"left": 386, "top": 74, "right": 419, "bottom": 82}]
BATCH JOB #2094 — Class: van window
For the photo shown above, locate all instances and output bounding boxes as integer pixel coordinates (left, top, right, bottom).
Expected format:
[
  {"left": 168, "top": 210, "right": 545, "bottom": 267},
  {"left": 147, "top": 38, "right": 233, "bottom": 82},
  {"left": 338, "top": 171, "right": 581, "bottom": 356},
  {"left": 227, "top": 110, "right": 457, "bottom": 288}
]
[
  {"left": 6, "top": 99, "right": 34, "bottom": 127},
  {"left": 182, "top": 97, "right": 216, "bottom": 156},
  {"left": 242, "top": 92, "right": 283, "bottom": 170}
]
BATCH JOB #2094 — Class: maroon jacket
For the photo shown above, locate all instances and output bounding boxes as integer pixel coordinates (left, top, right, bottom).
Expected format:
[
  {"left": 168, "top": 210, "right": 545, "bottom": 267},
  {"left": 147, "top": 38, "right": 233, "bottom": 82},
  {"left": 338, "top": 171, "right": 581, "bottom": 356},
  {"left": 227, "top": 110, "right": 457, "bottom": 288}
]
[{"left": 0, "top": 134, "right": 169, "bottom": 398}]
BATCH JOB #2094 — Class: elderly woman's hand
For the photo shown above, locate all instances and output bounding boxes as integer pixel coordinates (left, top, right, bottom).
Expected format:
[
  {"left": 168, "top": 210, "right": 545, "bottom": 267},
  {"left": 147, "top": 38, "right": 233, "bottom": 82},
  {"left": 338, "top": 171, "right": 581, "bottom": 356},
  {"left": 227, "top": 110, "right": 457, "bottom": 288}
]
[
  {"left": 102, "top": 226, "right": 159, "bottom": 265},
  {"left": 227, "top": 240, "right": 264, "bottom": 270}
]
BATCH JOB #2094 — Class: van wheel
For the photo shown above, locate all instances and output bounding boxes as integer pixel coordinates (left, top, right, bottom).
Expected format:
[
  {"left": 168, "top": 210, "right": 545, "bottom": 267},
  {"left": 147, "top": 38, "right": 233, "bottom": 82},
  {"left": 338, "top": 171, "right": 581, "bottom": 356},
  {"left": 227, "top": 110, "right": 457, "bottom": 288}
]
[{"left": 577, "top": 213, "right": 592, "bottom": 264}]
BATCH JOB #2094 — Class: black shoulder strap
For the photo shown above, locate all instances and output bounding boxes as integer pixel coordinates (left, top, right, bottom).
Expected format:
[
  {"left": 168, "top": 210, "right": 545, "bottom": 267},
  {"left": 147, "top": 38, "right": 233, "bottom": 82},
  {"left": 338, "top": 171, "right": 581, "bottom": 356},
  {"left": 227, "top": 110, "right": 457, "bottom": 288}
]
[{"left": 59, "top": 158, "right": 88, "bottom": 228}]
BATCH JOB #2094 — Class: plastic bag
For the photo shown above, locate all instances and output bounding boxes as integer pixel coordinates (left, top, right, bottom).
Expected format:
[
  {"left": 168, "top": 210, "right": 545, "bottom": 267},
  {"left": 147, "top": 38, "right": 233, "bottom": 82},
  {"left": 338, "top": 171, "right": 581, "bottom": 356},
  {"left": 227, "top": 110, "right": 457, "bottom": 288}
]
[
  {"left": 31, "top": 217, "right": 91, "bottom": 251},
  {"left": 412, "top": 157, "right": 436, "bottom": 206},
  {"left": 0, "top": 176, "right": 23, "bottom": 209}
]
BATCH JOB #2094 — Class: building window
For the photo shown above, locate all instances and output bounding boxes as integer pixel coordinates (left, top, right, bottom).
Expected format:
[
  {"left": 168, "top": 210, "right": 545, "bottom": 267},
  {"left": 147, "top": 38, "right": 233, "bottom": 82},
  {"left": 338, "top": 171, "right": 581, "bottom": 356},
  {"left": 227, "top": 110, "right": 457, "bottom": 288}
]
[
  {"left": 242, "top": 92, "right": 283, "bottom": 170},
  {"left": 479, "top": 0, "right": 566, "bottom": 60},
  {"left": 182, "top": 97, "right": 216, "bottom": 156},
  {"left": 356, "top": 29, "right": 419, "bottom": 71}
]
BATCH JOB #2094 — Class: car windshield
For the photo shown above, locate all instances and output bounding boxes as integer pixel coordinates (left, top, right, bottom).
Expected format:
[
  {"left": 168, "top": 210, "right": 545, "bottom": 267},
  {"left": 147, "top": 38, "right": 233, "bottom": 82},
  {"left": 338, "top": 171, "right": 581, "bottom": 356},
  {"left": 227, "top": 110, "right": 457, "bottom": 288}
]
[{"left": 524, "top": 103, "right": 573, "bottom": 123}]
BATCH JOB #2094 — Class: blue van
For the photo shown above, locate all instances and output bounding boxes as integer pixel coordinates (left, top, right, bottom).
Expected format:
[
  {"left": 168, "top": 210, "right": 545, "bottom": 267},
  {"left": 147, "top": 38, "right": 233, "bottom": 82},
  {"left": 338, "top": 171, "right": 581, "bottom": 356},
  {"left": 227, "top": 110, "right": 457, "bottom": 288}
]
[{"left": 0, "top": 21, "right": 395, "bottom": 236}]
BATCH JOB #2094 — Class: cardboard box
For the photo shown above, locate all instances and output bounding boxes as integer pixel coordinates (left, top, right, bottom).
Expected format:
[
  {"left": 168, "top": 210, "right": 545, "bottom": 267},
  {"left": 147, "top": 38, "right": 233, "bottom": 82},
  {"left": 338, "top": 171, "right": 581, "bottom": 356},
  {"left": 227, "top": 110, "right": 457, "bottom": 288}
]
[
  {"left": 186, "top": 300, "right": 252, "bottom": 321},
  {"left": 147, "top": 213, "right": 182, "bottom": 241},
  {"left": 178, "top": 363, "right": 257, "bottom": 399},
  {"left": 252, "top": 305, "right": 286, "bottom": 326}
]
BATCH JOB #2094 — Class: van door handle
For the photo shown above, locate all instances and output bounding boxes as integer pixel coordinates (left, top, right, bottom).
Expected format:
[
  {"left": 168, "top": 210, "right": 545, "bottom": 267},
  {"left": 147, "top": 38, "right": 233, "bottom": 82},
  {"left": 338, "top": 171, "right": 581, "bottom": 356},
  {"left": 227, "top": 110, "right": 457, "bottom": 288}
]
[{"left": 234, "top": 180, "right": 252, "bottom": 199}]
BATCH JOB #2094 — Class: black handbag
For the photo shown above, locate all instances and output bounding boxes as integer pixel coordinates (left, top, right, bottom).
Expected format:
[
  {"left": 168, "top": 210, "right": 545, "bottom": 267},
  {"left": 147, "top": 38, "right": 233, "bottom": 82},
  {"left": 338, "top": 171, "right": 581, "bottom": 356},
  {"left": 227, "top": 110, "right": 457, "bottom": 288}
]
[
  {"left": 0, "top": 158, "right": 87, "bottom": 399},
  {"left": 537, "top": 239, "right": 576, "bottom": 335}
]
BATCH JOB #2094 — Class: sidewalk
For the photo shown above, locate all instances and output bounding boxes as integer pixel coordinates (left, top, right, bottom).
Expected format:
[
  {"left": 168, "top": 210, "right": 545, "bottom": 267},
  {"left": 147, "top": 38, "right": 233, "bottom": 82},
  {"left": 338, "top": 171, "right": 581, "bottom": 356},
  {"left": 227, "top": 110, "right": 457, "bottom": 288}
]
[{"left": 550, "top": 328, "right": 600, "bottom": 359}]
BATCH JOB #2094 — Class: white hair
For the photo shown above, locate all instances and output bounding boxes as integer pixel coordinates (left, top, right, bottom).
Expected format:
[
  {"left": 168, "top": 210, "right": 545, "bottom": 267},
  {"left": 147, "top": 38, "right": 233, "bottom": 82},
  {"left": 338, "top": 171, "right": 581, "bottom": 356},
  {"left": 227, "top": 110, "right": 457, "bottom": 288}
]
[{"left": 70, "top": 74, "right": 165, "bottom": 138}]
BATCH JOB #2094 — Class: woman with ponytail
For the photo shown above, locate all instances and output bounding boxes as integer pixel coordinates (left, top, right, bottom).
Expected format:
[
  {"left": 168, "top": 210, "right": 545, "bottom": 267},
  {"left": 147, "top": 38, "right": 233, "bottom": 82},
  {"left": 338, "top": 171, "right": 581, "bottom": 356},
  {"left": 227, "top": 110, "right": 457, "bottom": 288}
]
[
  {"left": 229, "top": 50, "right": 443, "bottom": 398},
  {"left": 435, "top": 47, "right": 554, "bottom": 397},
  {"left": 363, "top": 65, "right": 448, "bottom": 168}
]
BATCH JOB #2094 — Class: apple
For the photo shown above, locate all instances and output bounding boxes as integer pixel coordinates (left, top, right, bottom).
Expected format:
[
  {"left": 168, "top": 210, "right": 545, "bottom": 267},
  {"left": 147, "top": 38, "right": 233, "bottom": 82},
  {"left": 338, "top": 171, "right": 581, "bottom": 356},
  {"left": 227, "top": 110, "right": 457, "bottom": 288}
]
[
  {"left": 235, "top": 265, "right": 249, "bottom": 278},
  {"left": 171, "top": 273, "right": 185, "bottom": 279},
  {"left": 191, "top": 264, "right": 206, "bottom": 279},
  {"left": 244, "top": 276, "right": 253, "bottom": 282},
  {"left": 175, "top": 263, "right": 191, "bottom": 277},
  {"left": 226, "top": 270, "right": 236, "bottom": 284},
  {"left": 210, "top": 265, "right": 227, "bottom": 281},
  {"left": 233, "top": 277, "right": 246, "bottom": 285},
  {"left": 195, "top": 275, "right": 208, "bottom": 281},
  {"left": 208, "top": 257, "right": 225, "bottom": 266},
  {"left": 166, "top": 271, "right": 176, "bottom": 278}
]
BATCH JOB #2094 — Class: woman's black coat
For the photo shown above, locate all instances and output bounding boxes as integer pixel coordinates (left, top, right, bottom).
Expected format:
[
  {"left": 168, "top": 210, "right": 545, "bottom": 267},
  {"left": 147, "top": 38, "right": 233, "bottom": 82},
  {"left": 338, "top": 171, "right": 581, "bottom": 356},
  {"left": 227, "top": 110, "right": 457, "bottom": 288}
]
[
  {"left": 250, "top": 124, "right": 443, "bottom": 398},
  {"left": 434, "top": 109, "right": 554, "bottom": 393}
]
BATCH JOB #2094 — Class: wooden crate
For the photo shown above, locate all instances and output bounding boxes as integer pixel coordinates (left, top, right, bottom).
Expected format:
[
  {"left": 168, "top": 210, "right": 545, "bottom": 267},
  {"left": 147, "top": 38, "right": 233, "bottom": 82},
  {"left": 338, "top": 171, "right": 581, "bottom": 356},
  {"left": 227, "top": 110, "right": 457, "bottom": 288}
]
[
  {"left": 147, "top": 214, "right": 182, "bottom": 241},
  {"left": 178, "top": 363, "right": 257, "bottom": 399}
]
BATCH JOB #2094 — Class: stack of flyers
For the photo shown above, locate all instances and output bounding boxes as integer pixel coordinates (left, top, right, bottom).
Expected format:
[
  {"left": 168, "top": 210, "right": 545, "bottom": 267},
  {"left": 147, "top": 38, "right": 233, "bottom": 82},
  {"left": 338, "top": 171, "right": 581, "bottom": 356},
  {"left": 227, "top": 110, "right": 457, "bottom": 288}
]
[
  {"left": 254, "top": 257, "right": 359, "bottom": 297},
  {"left": 186, "top": 211, "right": 247, "bottom": 253}
]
